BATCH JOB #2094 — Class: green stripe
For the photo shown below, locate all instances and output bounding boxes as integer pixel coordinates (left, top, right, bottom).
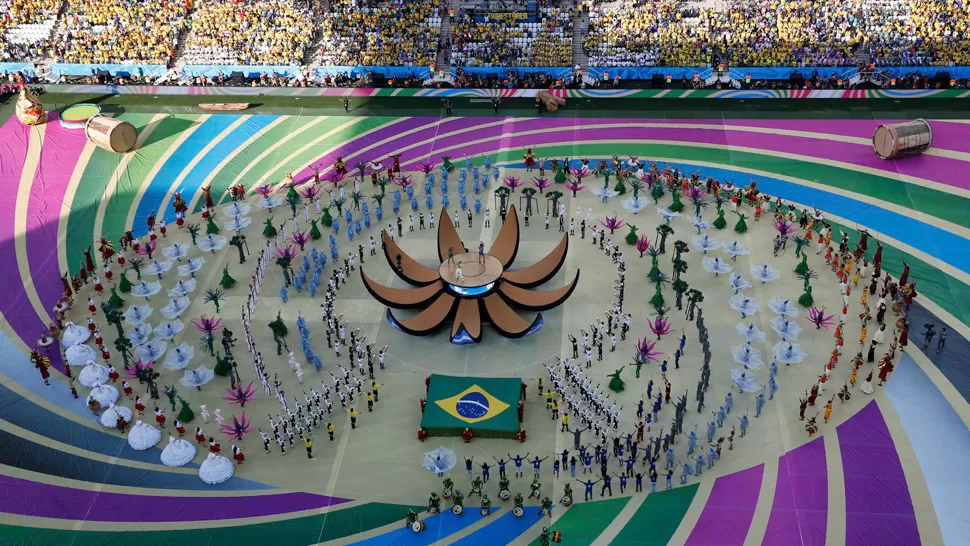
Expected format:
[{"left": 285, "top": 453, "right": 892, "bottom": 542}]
[
  {"left": 100, "top": 115, "right": 199, "bottom": 246},
  {"left": 613, "top": 484, "right": 699, "bottom": 545},
  {"left": 196, "top": 115, "right": 312, "bottom": 212},
  {"left": 529, "top": 497, "right": 629, "bottom": 546},
  {"left": 65, "top": 114, "right": 156, "bottom": 275},
  {"left": 527, "top": 142, "right": 967, "bottom": 230},
  {"left": 0, "top": 502, "right": 421, "bottom": 546},
  {"left": 531, "top": 142, "right": 970, "bottom": 327}
]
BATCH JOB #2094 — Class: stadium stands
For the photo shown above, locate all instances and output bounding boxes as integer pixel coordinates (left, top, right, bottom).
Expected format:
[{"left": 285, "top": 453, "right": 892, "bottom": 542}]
[
  {"left": 451, "top": 7, "right": 572, "bottom": 67},
  {"left": 0, "top": 0, "right": 60, "bottom": 61},
  {"left": 316, "top": 0, "right": 441, "bottom": 67}
]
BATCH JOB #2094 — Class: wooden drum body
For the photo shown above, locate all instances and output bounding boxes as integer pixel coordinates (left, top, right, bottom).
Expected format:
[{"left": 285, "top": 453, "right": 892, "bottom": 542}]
[
  {"left": 872, "top": 119, "right": 932, "bottom": 160},
  {"left": 85, "top": 115, "right": 138, "bottom": 154}
]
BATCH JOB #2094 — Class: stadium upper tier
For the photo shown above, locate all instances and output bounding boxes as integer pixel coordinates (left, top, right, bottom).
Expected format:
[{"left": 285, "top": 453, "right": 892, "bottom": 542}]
[{"left": 0, "top": 0, "right": 968, "bottom": 69}]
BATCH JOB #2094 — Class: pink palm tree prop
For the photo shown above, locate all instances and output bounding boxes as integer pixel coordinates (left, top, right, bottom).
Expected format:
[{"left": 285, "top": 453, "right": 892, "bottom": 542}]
[
  {"left": 124, "top": 359, "right": 153, "bottom": 380},
  {"left": 224, "top": 382, "right": 257, "bottom": 407},
  {"left": 634, "top": 337, "right": 662, "bottom": 363},
  {"left": 531, "top": 177, "right": 552, "bottom": 193},
  {"left": 135, "top": 238, "right": 157, "bottom": 258},
  {"left": 289, "top": 231, "right": 312, "bottom": 251},
  {"left": 564, "top": 181, "right": 586, "bottom": 197},
  {"left": 685, "top": 186, "right": 706, "bottom": 200},
  {"left": 772, "top": 219, "right": 797, "bottom": 237},
  {"left": 808, "top": 306, "right": 835, "bottom": 329},
  {"left": 300, "top": 185, "right": 321, "bottom": 200},
  {"left": 419, "top": 161, "right": 436, "bottom": 176},
  {"left": 191, "top": 315, "right": 223, "bottom": 335},
  {"left": 635, "top": 235, "right": 651, "bottom": 257},
  {"left": 600, "top": 215, "right": 625, "bottom": 234},
  {"left": 392, "top": 175, "right": 414, "bottom": 188},
  {"left": 502, "top": 176, "right": 524, "bottom": 190},
  {"left": 325, "top": 171, "right": 345, "bottom": 187},
  {"left": 255, "top": 184, "right": 274, "bottom": 197},
  {"left": 570, "top": 166, "right": 589, "bottom": 183},
  {"left": 648, "top": 317, "right": 672, "bottom": 337},
  {"left": 221, "top": 411, "right": 253, "bottom": 440},
  {"left": 274, "top": 245, "right": 298, "bottom": 262}
]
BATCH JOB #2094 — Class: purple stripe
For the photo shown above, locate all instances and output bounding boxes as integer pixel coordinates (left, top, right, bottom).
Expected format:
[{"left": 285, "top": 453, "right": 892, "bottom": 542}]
[
  {"left": 293, "top": 117, "right": 448, "bottom": 182},
  {"left": 0, "top": 473, "right": 349, "bottom": 522},
  {"left": 0, "top": 115, "right": 59, "bottom": 361},
  {"left": 837, "top": 401, "right": 920, "bottom": 546},
  {"left": 24, "top": 114, "right": 87, "bottom": 372},
  {"left": 686, "top": 464, "right": 764, "bottom": 545},
  {"left": 762, "top": 437, "right": 828, "bottom": 546},
  {"left": 387, "top": 123, "right": 970, "bottom": 192}
]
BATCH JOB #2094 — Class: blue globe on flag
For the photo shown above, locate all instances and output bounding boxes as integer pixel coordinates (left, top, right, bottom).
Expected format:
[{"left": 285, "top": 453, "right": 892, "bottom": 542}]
[{"left": 455, "top": 392, "right": 490, "bottom": 419}]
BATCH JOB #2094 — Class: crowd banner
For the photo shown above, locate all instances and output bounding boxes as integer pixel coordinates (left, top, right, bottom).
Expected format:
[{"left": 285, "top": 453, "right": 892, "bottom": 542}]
[
  {"left": 49, "top": 63, "right": 167, "bottom": 78},
  {"left": 451, "top": 66, "right": 572, "bottom": 79},
  {"left": 315, "top": 66, "right": 432, "bottom": 79},
  {"left": 586, "top": 67, "right": 713, "bottom": 80},
  {"left": 0, "top": 62, "right": 36, "bottom": 76},
  {"left": 182, "top": 65, "right": 303, "bottom": 79},
  {"left": 731, "top": 66, "right": 970, "bottom": 80}
]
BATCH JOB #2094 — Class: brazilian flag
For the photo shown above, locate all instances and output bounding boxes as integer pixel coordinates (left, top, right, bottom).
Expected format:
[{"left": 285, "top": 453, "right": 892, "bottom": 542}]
[{"left": 421, "top": 375, "right": 523, "bottom": 439}]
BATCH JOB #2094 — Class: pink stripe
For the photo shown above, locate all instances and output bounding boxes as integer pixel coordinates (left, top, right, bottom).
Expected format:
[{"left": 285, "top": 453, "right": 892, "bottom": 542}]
[
  {"left": 686, "top": 464, "right": 764, "bottom": 545},
  {"left": 26, "top": 114, "right": 88, "bottom": 346},
  {"left": 762, "top": 437, "right": 828, "bottom": 546}
]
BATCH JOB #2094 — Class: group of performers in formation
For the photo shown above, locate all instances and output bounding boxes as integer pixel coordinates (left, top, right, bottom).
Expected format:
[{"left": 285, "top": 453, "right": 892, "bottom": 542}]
[{"left": 36, "top": 146, "right": 920, "bottom": 512}]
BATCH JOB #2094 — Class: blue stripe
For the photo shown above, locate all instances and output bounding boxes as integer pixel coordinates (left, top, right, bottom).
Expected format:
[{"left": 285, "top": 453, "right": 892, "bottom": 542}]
[
  {"left": 883, "top": 355, "right": 970, "bottom": 545},
  {"left": 451, "top": 507, "right": 542, "bottom": 546},
  {"left": 503, "top": 158, "right": 970, "bottom": 275},
  {"left": 132, "top": 115, "right": 237, "bottom": 235},
  {"left": 159, "top": 115, "right": 277, "bottom": 226},
  {"left": 350, "top": 508, "right": 494, "bottom": 546}
]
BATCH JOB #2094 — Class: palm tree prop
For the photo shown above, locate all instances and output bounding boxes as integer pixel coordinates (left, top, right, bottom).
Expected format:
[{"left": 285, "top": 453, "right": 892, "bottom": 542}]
[
  {"left": 687, "top": 186, "right": 708, "bottom": 217},
  {"left": 187, "top": 223, "right": 200, "bottom": 245},
  {"left": 792, "top": 236, "right": 810, "bottom": 260},
  {"left": 564, "top": 180, "right": 586, "bottom": 197},
  {"left": 808, "top": 306, "right": 835, "bottom": 329},
  {"left": 300, "top": 185, "right": 321, "bottom": 201},
  {"left": 221, "top": 411, "right": 253, "bottom": 441},
  {"left": 531, "top": 177, "right": 552, "bottom": 194},
  {"left": 115, "top": 335, "right": 133, "bottom": 368},
  {"left": 393, "top": 175, "right": 414, "bottom": 189},
  {"left": 649, "top": 273, "right": 669, "bottom": 310},
  {"left": 629, "top": 178, "right": 645, "bottom": 199},
  {"left": 419, "top": 161, "right": 436, "bottom": 179},
  {"left": 135, "top": 238, "right": 157, "bottom": 259},
  {"left": 635, "top": 235, "right": 650, "bottom": 257},
  {"left": 570, "top": 166, "right": 589, "bottom": 184},
  {"left": 546, "top": 191, "right": 563, "bottom": 214},
  {"left": 647, "top": 247, "right": 663, "bottom": 283},
  {"left": 192, "top": 315, "right": 223, "bottom": 356},
  {"left": 655, "top": 224, "right": 674, "bottom": 254},
  {"left": 224, "top": 383, "right": 256, "bottom": 408},
  {"left": 275, "top": 246, "right": 298, "bottom": 286},
  {"left": 503, "top": 176, "right": 525, "bottom": 191},
  {"left": 648, "top": 315, "right": 672, "bottom": 337},
  {"left": 685, "top": 288, "right": 704, "bottom": 320},
  {"left": 635, "top": 337, "right": 663, "bottom": 363},
  {"left": 601, "top": 215, "right": 624, "bottom": 235},
  {"left": 125, "top": 359, "right": 153, "bottom": 381},
  {"left": 255, "top": 184, "right": 274, "bottom": 198},
  {"left": 127, "top": 258, "right": 145, "bottom": 281},
  {"left": 773, "top": 218, "right": 797, "bottom": 238},
  {"left": 205, "top": 289, "right": 226, "bottom": 313},
  {"left": 289, "top": 230, "right": 312, "bottom": 251}
]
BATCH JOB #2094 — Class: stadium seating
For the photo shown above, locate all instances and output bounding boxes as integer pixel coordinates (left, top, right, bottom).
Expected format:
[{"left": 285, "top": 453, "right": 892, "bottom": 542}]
[
  {"left": 316, "top": 0, "right": 441, "bottom": 67},
  {"left": 451, "top": 7, "right": 572, "bottom": 67}
]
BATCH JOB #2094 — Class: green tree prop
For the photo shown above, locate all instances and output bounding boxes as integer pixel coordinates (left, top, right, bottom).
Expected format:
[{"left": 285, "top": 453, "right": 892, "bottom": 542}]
[
  {"left": 613, "top": 179, "right": 626, "bottom": 195},
  {"left": 269, "top": 312, "right": 288, "bottom": 338},
  {"left": 685, "top": 288, "right": 704, "bottom": 320},
  {"left": 734, "top": 213, "right": 748, "bottom": 233},
  {"left": 206, "top": 215, "right": 220, "bottom": 235},
  {"left": 797, "top": 270, "right": 817, "bottom": 307},
  {"left": 669, "top": 187, "right": 685, "bottom": 213},
  {"left": 310, "top": 219, "right": 322, "bottom": 240},
  {"left": 214, "top": 352, "right": 232, "bottom": 377},
  {"left": 656, "top": 224, "right": 674, "bottom": 254},
  {"left": 286, "top": 194, "right": 301, "bottom": 218},
  {"left": 625, "top": 225, "right": 638, "bottom": 246},
  {"left": 108, "top": 287, "right": 125, "bottom": 308},
  {"left": 546, "top": 191, "right": 563, "bottom": 216},
  {"left": 220, "top": 265, "right": 237, "bottom": 290},
  {"left": 607, "top": 367, "right": 626, "bottom": 392},
  {"left": 263, "top": 217, "right": 278, "bottom": 238},
  {"left": 712, "top": 208, "right": 727, "bottom": 230},
  {"left": 177, "top": 397, "right": 194, "bottom": 423},
  {"left": 128, "top": 258, "right": 144, "bottom": 280},
  {"left": 647, "top": 247, "right": 663, "bottom": 283},
  {"left": 673, "top": 279, "right": 690, "bottom": 310},
  {"left": 792, "top": 236, "right": 809, "bottom": 259},
  {"left": 321, "top": 208, "right": 333, "bottom": 227},
  {"left": 205, "top": 289, "right": 226, "bottom": 313},
  {"left": 794, "top": 254, "right": 809, "bottom": 275},
  {"left": 118, "top": 272, "right": 133, "bottom": 293},
  {"left": 650, "top": 280, "right": 666, "bottom": 310},
  {"left": 650, "top": 181, "right": 665, "bottom": 202},
  {"left": 187, "top": 223, "right": 200, "bottom": 245}
]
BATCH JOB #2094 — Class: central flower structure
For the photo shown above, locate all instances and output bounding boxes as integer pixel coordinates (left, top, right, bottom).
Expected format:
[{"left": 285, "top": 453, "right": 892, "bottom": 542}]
[{"left": 362, "top": 206, "right": 579, "bottom": 344}]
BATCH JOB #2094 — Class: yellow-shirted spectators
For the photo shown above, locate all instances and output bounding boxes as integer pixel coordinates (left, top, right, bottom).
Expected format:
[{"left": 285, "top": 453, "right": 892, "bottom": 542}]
[
  {"left": 317, "top": 0, "right": 441, "bottom": 67},
  {"left": 184, "top": 0, "right": 313, "bottom": 65}
]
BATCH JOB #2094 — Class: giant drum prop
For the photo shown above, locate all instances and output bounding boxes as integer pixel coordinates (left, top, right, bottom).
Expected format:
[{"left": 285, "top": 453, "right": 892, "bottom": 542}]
[
  {"left": 85, "top": 115, "right": 138, "bottom": 153},
  {"left": 872, "top": 119, "right": 932, "bottom": 160}
]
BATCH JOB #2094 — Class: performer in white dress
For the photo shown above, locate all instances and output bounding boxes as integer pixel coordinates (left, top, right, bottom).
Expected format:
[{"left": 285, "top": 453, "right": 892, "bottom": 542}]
[
  {"left": 199, "top": 453, "right": 235, "bottom": 484},
  {"left": 128, "top": 420, "right": 162, "bottom": 451},
  {"left": 61, "top": 321, "right": 91, "bottom": 347},
  {"left": 161, "top": 435, "right": 197, "bottom": 467}
]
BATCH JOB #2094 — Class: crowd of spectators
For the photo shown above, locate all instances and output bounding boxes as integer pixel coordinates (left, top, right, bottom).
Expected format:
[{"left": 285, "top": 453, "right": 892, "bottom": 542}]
[
  {"left": 51, "top": 0, "right": 189, "bottom": 65},
  {"left": 0, "top": 0, "right": 60, "bottom": 61},
  {"left": 451, "top": 7, "right": 572, "bottom": 67},
  {"left": 584, "top": 0, "right": 970, "bottom": 68},
  {"left": 182, "top": 0, "right": 314, "bottom": 66},
  {"left": 316, "top": 0, "right": 441, "bottom": 67}
]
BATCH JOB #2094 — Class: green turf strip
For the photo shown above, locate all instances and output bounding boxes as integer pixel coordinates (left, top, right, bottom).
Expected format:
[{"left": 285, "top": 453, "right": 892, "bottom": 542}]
[
  {"left": 65, "top": 114, "right": 155, "bottom": 275},
  {"left": 528, "top": 497, "right": 629, "bottom": 546},
  {"left": 612, "top": 484, "right": 699, "bottom": 545},
  {"left": 99, "top": 115, "right": 198, "bottom": 248},
  {"left": 0, "top": 502, "right": 420, "bottom": 546}
]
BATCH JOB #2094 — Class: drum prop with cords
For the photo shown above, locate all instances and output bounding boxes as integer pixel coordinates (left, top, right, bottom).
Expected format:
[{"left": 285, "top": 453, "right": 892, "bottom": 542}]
[
  {"left": 411, "top": 521, "right": 425, "bottom": 533},
  {"left": 872, "top": 119, "right": 932, "bottom": 160},
  {"left": 442, "top": 488, "right": 453, "bottom": 498},
  {"left": 452, "top": 505, "right": 463, "bottom": 516},
  {"left": 513, "top": 506, "right": 524, "bottom": 518},
  {"left": 561, "top": 495, "right": 572, "bottom": 506},
  {"left": 499, "top": 489, "right": 510, "bottom": 500},
  {"left": 480, "top": 508, "right": 490, "bottom": 516}
]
